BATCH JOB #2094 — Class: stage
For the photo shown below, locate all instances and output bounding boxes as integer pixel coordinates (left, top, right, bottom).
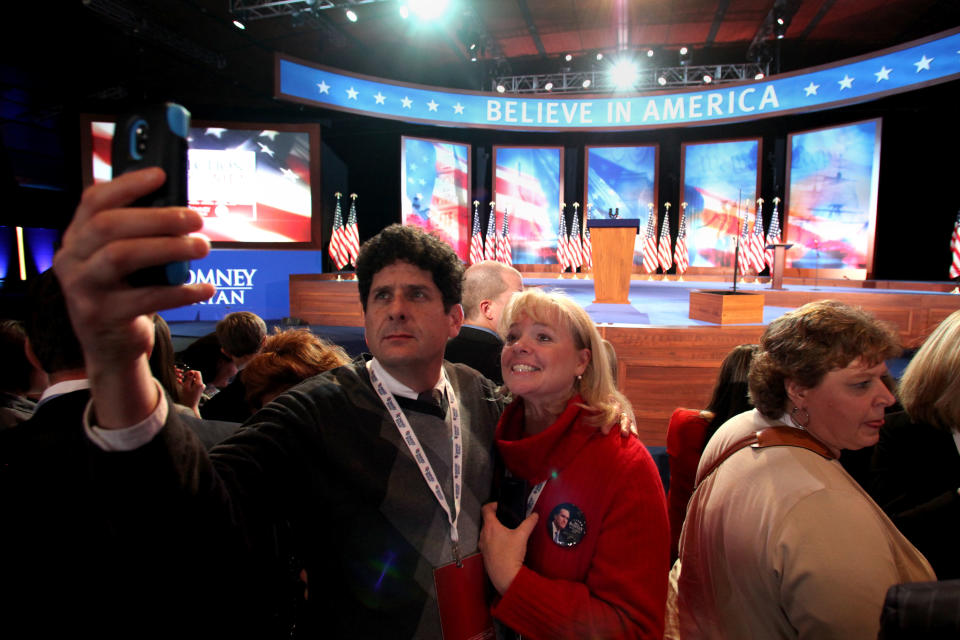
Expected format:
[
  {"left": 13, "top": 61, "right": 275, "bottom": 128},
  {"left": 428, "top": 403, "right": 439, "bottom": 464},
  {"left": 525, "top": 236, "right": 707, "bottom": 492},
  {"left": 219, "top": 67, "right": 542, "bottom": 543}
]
[{"left": 169, "top": 273, "right": 960, "bottom": 448}]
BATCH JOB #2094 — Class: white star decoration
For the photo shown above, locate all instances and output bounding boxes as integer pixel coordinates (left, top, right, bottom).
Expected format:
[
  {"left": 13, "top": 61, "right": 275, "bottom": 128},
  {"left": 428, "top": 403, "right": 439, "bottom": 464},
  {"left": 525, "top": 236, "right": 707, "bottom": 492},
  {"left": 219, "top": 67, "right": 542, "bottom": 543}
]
[
  {"left": 401, "top": 96, "right": 413, "bottom": 109},
  {"left": 205, "top": 127, "right": 227, "bottom": 138},
  {"left": 803, "top": 82, "right": 819, "bottom": 96},
  {"left": 317, "top": 81, "right": 330, "bottom": 94},
  {"left": 914, "top": 55, "right": 933, "bottom": 71},
  {"left": 838, "top": 75, "right": 854, "bottom": 90},
  {"left": 374, "top": 92, "right": 386, "bottom": 105},
  {"left": 259, "top": 130, "right": 278, "bottom": 140},
  {"left": 257, "top": 142, "right": 275, "bottom": 157},
  {"left": 280, "top": 168, "right": 298, "bottom": 182},
  {"left": 427, "top": 100, "right": 439, "bottom": 112},
  {"left": 453, "top": 102, "right": 464, "bottom": 115},
  {"left": 874, "top": 66, "right": 891, "bottom": 82},
  {"left": 346, "top": 87, "right": 359, "bottom": 100}
]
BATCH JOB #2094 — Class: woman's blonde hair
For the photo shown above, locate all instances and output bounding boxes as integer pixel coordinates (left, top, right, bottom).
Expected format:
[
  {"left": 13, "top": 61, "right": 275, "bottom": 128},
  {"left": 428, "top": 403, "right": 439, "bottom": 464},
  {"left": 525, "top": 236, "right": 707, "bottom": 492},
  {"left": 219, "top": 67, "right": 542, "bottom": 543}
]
[
  {"left": 499, "top": 288, "right": 631, "bottom": 428},
  {"left": 897, "top": 309, "right": 960, "bottom": 431}
]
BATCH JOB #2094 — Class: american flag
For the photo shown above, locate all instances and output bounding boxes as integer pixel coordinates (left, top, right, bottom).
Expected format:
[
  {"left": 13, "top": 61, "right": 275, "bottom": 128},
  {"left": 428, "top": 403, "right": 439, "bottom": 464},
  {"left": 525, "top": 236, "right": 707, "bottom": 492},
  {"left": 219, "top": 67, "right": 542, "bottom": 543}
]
[
  {"left": 765, "top": 198, "right": 782, "bottom": 273},
  {"left": 569, "top": 211, "right": 583, "bottom": 270},
  {"left": 737, "top": 207, "right": 753, "bottom": 275},
  {"left": 485, "top": 203, "right": 498, "bottom": 261},
  {"left": 345, "top": 194, "right": 360, "bottom": 267},
  {"left": 557, "top": 208, "right": 571, "bottom": 271},
  {"left": 642, "top": 204, "right": 659, "bottom": 274},
  {"left": 329, "top": 193, "right": 349, "bottom": 270},
  {"left": 499, "top": 209, "right": 513, "bottom": 266},
  {"left": 658, "top": 204, "right": 673, "bottom": 273},
  {"left": 469, "top": 201, "right": 484, "bottom": 265},
  {"left": 582, "top": 226, "right": 593, "bottom": 271},
  {"left": 951, "top": 209, "right": 960, "bottom": 279},
  {"left": 674, "top": 206, "right": 689, "bottom": 275},
  {"left": 748, "top": 201, "right": 767, "bottom": 273}
]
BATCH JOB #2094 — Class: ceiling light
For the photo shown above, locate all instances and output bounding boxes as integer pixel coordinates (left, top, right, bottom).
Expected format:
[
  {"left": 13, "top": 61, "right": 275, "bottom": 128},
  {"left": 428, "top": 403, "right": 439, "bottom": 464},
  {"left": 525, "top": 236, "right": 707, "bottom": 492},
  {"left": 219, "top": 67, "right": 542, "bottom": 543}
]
[
  {"left": 610, "top": 58, "right": 639, "bottom": 90},
  {"left": 408, "top": 0, "right": 449, "bottom": 20},
  {"left": 496, "top": 83, "right": 506, "bottom": 93},
  {"left": 565, "top": 53, "right": 573, "bottom": 62},
  {"left": 646, "top": 49, "right": 654, "bottom": 58},
  {"left": 544, "top": 82, "right": 554, "bottom": 91},
  {"left": 703, "top": 74, "right": 712, "bottom": 84},
  {"left": 596, "top": 52, "right": 603, "bottom": 61},
  {"left": 345, "top": 9, "right": 358, "bottom": 22},
  {"left": 776, "top": 17, "right": 785, "bottom": 25},
  {"left": 232, "top": 18, "right": 246, "bottom": 30},
  {"left": 755, "top": 72, "right": 765, "bottom": 80},
  {"left": 657, "top": 75, "right": 667, "bottom": 86},
  {"left": 679, "top": 46, "right": 688, "bottom": 56},
  {"left": 582, "top": 79, "right": 591, "bottom": 88}
]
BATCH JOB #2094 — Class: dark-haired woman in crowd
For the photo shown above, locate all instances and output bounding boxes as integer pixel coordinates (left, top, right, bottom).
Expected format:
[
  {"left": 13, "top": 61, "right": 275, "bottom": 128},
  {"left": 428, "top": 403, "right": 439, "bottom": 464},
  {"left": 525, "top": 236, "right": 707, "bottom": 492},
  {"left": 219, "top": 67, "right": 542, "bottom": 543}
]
[
  {"left": 672, "top": 300, "right": 934, "bottom": 640},
  {"left": 480, "top": 289, "right": 669, "bottom": 639},
  {"left": 665, "top": 343, "right": 757, "bottom": 561},
  {"left": 869, "top": 309, "right": 960, "bottom": 579}
]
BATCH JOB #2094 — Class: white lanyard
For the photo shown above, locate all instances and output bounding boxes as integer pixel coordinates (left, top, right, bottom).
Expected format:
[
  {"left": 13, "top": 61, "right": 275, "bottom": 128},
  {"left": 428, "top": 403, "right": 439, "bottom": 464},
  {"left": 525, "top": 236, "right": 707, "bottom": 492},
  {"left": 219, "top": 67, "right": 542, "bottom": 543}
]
[
  {"left": 525, "top": 480, "right": 547, "bottom": 517},
  {"left": 368, "top": 366, "right": 465, "bottom": 565}
]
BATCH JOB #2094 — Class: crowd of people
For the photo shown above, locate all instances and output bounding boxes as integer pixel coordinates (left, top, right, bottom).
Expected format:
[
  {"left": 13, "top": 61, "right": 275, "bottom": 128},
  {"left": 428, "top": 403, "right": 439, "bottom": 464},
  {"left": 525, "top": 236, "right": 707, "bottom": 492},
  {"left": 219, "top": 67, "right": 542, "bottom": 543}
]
[{"left": 1, "top": 167, "right": 958, "bottom": 638}]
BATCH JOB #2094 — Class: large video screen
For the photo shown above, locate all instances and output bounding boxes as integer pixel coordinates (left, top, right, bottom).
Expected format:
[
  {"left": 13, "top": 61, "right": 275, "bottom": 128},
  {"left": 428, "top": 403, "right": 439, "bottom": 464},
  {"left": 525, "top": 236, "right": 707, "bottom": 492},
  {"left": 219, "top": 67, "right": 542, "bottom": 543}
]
[
  {"left": 82, "top": 118, "right": 320, "bottom": 246},
  {"left": 585, "top": 145, "right": 658, "bottom": 266},
  {"left": 493, "top": 146, "right": 563, "bottom": 264},
  {"left": 786, "top": 119, "right": 881, "bottom": 274},
  {"left": 400, "top": 136, "right": 471, "bottom": 260},
  {"left": 681, "top": 138, "right": 761, "bottom": 268}
]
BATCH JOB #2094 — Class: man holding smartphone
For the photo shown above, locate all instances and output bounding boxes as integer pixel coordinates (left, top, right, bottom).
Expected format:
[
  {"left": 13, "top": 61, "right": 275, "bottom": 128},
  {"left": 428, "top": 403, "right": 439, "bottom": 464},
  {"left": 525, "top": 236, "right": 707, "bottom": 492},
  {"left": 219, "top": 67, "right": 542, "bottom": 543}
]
[{"left": 40, "top": 168, "right": 506, "bottom": 638}]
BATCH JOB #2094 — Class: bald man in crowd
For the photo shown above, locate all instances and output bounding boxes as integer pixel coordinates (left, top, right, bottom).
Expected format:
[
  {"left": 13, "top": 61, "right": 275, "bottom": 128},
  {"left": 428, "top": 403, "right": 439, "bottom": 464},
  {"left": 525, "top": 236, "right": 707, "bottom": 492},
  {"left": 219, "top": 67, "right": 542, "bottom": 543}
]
[{"left": 444, "top": 260, "right": 523, "bottom": 384}]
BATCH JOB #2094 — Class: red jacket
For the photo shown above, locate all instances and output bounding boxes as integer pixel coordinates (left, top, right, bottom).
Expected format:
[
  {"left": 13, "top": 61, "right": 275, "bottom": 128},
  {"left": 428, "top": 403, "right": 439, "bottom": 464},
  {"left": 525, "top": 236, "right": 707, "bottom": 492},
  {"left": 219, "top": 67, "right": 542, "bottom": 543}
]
[
  {"left": 492, "top": 395, "right": 670, "bottom": 639},
  {"left": 665, "top": 408, "right": 711, "bottom": 562}
]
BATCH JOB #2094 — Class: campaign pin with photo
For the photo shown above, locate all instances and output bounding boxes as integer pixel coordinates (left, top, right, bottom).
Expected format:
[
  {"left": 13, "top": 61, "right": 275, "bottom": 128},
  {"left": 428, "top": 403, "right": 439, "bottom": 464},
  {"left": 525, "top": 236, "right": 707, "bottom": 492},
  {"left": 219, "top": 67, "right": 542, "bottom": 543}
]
[{"left": 547, "top": 502, "right": 585, "bottom": 548}]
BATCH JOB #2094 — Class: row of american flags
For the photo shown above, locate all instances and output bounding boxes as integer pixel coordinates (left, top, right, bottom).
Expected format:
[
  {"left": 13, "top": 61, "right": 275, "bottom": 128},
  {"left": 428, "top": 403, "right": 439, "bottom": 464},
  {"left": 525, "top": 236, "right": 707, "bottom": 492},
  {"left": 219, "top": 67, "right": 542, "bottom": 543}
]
[
  {"left": 640, "top": 198, "right": 783, "bottom": 276},
  {"left": 328, "top": 192, "right": 360, "bottom": 270},
  {"left": 470, "top": 201, "right": 515, "bottom": 266}
]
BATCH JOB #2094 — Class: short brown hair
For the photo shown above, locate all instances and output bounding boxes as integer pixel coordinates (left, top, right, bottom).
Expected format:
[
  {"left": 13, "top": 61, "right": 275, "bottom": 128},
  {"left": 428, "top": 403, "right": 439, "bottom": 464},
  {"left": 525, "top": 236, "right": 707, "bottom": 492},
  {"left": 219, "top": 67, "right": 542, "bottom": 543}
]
[
  {"left": 242, "top": 328, "right": 350, "bottom": 409},
  {"left": 897, "top": 310, "right": 960, "bottom": 431},
  {"left": 215, "top": 312, "right": 267, "bottom": 358},
  {"left": 749, "top": 300, "right": 900, "bottom": 418},
  {"left": 461, "top": 261, "right": 522, "bottom": 321}
]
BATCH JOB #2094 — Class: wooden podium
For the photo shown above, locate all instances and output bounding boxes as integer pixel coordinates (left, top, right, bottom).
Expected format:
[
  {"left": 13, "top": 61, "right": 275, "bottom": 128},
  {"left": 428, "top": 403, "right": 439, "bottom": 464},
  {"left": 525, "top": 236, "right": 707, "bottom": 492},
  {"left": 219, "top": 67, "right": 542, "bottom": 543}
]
[
  {"left": 765, "top": 243, "right": 793, "bottom": 290},
  {"left": 589, "top": 219, "right": 640, "bottom": 304}
]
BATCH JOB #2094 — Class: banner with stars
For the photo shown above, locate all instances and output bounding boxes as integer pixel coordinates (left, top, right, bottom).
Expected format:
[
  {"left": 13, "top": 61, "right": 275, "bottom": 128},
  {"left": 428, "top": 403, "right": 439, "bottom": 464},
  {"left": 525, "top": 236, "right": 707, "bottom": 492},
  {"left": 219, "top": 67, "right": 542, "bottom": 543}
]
[{"left": 276, "top": 28, "right": 960, "bottom": 132}]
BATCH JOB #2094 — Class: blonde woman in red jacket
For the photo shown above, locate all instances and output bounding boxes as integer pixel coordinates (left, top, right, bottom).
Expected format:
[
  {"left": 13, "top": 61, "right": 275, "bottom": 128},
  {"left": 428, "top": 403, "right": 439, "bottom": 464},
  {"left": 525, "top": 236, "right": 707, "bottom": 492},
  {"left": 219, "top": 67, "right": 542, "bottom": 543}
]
[{"left": 479, "top": 289, "right": 670, "bottom": 639}]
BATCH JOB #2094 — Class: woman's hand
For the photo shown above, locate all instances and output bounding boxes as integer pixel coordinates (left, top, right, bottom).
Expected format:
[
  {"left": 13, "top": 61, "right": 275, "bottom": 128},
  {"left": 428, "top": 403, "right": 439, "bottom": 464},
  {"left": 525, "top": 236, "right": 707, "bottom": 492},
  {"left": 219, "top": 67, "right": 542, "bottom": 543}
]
[
  {"left": 178, "top": 369, "right": 205, "bottom": 417},
  {"left": 478, "top": 502, "right": 539, "bottom": 595}
]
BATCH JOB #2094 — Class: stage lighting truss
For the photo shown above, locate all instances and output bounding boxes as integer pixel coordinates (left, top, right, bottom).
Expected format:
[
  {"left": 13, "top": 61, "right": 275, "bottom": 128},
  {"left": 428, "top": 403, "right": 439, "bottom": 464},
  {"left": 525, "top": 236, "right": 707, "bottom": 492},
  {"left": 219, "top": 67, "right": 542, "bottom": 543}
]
[
  {"left": 492, "top": 62, "right": 769, "bottom": 95},
  {"left": 230, "top": 0, "right": 394, "bottom": 21}
]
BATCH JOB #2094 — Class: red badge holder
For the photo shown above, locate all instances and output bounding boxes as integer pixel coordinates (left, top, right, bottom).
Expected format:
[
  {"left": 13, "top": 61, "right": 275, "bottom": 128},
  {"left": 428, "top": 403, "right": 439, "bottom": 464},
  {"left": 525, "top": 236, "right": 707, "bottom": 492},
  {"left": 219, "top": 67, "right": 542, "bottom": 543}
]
[{"left": 434, "top": 552, "right": 495, "bottom": 640}]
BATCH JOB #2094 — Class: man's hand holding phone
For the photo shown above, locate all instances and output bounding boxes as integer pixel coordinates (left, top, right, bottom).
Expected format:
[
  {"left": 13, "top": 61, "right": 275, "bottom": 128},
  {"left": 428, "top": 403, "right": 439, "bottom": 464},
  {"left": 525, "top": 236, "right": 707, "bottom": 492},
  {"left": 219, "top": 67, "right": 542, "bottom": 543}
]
[{"left": 54, "top": 168, "right": 214, "bottom": 429}]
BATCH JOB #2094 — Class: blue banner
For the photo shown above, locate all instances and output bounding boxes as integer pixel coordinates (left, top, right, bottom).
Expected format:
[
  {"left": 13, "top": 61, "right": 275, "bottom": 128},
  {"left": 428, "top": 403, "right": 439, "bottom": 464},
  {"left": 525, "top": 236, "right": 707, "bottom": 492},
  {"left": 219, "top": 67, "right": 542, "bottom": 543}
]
[
  {"left": 159, "top": 249, "right": 324, "bottom": 322},
  {"left": 277, "top": 29, "right": 960, "bottom": 131}
]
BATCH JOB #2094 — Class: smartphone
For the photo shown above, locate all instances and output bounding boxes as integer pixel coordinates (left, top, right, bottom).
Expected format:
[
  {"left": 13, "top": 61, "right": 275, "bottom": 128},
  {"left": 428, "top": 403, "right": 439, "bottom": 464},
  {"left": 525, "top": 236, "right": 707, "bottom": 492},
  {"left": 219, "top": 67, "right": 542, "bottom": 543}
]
[
  {"left": 111, "top": 102, "right": 192, "bottom": 287},
  {"left": 496, "top": 476, "right": 528, "bottom": 529}
]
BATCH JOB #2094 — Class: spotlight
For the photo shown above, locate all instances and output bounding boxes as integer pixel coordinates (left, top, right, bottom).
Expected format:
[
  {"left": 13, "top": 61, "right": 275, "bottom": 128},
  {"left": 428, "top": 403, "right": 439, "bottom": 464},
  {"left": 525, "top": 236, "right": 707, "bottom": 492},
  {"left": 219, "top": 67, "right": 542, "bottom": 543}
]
[
  {"left": 679, "top": 46, "right": 688, "bottom": 56},
  {"left": 774, "top": 17, "right": 786, "bottom": 39},
  {"left": 582, "top": 78, "right": 591, "bottom": 88},
  {"left": 399, "top": 4, "right": 409, "bottom": 19},
  {"left": 232, "top": 17, "right": 246, "bottom": 30},
  {"left": 610, "top": 58, "right": 639, "bottom": 90},
  {"left": 565, "top": 53, "right": 573, "bottom": 62},
  {"left": 776, "top": 16, "right": 785, "bottom": 25},
  {"left": 471, "top": 53, "right": 478, "bottom": 62},
  {"left": 469, "top": 42, "right": 477, "bottom": 51},
  {"left": 345, "top": 9, "right": 358, "bottom": 22},
  {"left": 755, "top": 72, "right": 765, "bottom": 80},
  {"left": 408, "top": 0, "right": 449, "bottom": 20},
  {"left": 657, "top": 75, "right": 667, "bottom": 86},
  {"left": 596, "top": 52, "right": 603, "bottom": 61},
  {"left": 703, "top": 74, "right": 712, "bottom": 84},
  {"left": 496, "top": 83, "right": 506, "bottom": 93},
  {"left": 679, "top": 46, "right": 691, "bottom": 66},
  {"left": 646, "top": 49, "right": 654, "bottom": 58},
  {"left": 544, "top": 81, "right": 554, "bottom": 91}
]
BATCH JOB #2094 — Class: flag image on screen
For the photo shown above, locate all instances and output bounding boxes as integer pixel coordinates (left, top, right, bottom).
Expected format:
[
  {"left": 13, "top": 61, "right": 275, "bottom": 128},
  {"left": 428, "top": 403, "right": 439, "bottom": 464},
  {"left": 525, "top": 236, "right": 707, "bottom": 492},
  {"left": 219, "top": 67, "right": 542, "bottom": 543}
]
[
  {"left": 494, "top": 147, "right": 562, "bottom": 264},
  {"left": 681, "top": 139, "right": 760, "bottom": 268},
  {"left": 786, "top": 119, "right": 881, "bottom": 273},
  {"left": 401, "top": 136, "right": 471, "bottom": 260},
  {"left": 89, "top": 121, "right": 315, "bottom": 243}
]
